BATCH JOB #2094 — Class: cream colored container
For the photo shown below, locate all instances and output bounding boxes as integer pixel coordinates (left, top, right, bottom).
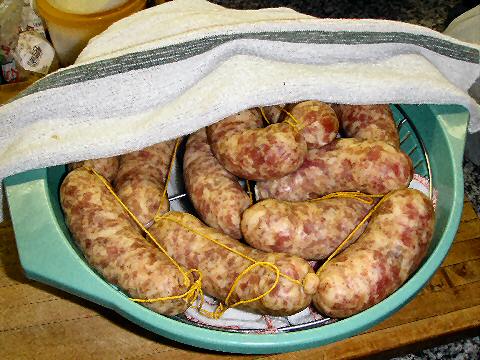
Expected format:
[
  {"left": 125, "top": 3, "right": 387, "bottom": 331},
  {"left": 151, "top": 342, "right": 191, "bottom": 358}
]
[{"left": 36, "top": 0, "right": 146, "bottom": 66}]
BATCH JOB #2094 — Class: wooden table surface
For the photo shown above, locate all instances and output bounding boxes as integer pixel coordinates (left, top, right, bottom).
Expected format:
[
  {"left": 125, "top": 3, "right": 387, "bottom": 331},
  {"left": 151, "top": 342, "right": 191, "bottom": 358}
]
[{"left": 0, "top": 197, "right": 479, "bottom": 360}]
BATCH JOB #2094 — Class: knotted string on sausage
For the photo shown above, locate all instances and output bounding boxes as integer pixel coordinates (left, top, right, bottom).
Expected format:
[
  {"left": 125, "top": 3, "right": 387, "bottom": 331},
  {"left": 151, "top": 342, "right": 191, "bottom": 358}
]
[
  {"left": 258, "top": 106, "right": 304, "bottom": 132},
  {"left": 85, "top": 131, "right": 403, "bottom": 320},
  {"left": 87, "top": 138, "right": 310, "bottom": 319}
]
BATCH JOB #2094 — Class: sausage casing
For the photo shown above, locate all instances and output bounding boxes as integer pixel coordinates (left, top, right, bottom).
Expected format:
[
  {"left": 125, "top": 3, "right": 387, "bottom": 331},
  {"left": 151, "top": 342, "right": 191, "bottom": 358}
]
[
  {"left": 289, "top": 100, "right": 339, "bottom": 149},
  {"left": 184, "top": 129, "right": 250, "bottom": 239},
  {"left": 241, "top": 198, "right": 372, "bottom": 260},
  {"left": 207, "top": 109, "right": 307, "bottom": 180},
  {"left": 332, "top": 104, "right": 400, "bottom": 148},
  {"left": 313, "top": 189, "right": 435, "bottom": 318},
  {"left": 149, "top": 211, "right": 319, "bottom": 316},
  {"left": 114, "top": 140, "right": 176, "bottom": 227},
  {"left": 68, "top": 156, "right": 119, "bottom": 183},
  {"left": 60, "top": 168, "right": 190, "bottom": 316},
  {"left": 257, "top": 138, "right": 413, "bottom": 201}
]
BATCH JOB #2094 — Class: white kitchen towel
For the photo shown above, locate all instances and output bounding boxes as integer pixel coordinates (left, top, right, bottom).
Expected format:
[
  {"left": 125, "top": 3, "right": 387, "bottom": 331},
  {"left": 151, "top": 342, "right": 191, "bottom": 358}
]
[{"left": 0, "top": 0, "right": 479, "bottom": 221}]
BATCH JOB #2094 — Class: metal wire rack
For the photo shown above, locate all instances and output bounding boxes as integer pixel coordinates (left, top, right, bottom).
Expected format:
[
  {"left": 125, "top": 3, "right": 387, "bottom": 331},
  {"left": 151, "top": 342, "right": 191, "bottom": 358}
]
[
  {"left": 394, "top": 104, "right": 433, "bottom": 200},
  {"left": 163, "top": 104, "right": 433, "bottom": 333}
]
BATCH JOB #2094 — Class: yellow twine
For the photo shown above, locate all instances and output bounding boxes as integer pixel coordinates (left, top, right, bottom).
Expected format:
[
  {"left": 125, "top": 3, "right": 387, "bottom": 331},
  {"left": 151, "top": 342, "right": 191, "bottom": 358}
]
[
  {"left": 84, "top": 165, "right": 205, "bottom": 310},
  {"left": 88, "top": 168, "right": 192, "bottom": 288},
  {"left": 310, "top": 191, "right": 384, "bottom": 205},
  {"left": 258, "top": 107, "right": 271, "bottom": 125},
  {"left": 155, "top": 213, "right": 302, "bottom": 319},
  {"left": 129, "top": 269, "right": 203, "bottom": 304},
  {"left": 86, "top": 150, "right": 386, "bottom": 317},
  {"left": 281, "top": 108, "right": 304, "bottom": 132},
  {"left": 316, "top": 192, "right": 390, "bottom": 273},
  {"left": 246, "top": 180, "right": 254, "bottom": 205},
  {"left": 84, "top": 140, "right": 302, "bottom": 319},
  {"left": 196, "top": 262, "right": 280, "bottom": 319},
  {"left": 259, "top": 106, "right": 303, "bottom": 132},
  {"left": 156, "top": 214, "right": 301, "bottom": 286}
]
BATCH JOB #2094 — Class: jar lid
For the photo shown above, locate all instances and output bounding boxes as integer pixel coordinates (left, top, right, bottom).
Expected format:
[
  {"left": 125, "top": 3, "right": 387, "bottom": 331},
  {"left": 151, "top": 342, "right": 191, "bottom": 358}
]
[
  {"left": 46, "top": 0, "right": 130, "bottom": 15},
  {"left": 36, "top": 0, "right": 146, "bottom": 27}
]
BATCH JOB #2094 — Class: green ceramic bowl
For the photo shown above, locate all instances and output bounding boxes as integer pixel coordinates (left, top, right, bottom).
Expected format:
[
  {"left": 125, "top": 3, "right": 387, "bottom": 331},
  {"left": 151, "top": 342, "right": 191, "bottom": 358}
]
[{"left": 4, "top": 104, "right": 469, "bottom": 354}]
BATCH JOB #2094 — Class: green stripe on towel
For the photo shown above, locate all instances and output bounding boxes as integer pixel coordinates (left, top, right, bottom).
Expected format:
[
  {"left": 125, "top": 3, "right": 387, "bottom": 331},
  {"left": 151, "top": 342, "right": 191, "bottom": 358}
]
[{"left": 19, "top": 30, "right": 479, "bottom": 99}]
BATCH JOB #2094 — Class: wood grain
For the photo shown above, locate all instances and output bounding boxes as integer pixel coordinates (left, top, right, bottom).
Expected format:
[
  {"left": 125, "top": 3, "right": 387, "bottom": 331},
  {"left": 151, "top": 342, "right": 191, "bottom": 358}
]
[
  {"left": 0, "top": 81, "right": 35, "bottom": 105},
  {"left": 0, "top": 201, "right": 479, "bottom": 360}
]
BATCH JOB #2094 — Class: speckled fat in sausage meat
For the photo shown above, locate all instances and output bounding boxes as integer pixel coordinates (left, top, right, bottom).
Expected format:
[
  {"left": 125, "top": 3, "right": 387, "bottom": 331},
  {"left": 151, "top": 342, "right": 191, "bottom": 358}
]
[
  {"left": 184, "top": 129, "right": 250, "bottom": 239},
  {"left": 332, "top": 104, "right": 400, "bottom": 148},
  {"left": 114, "top": 140, "right": 176, "bottom": 227},
  {"left": 256, "top": 138, "right": 413, "bottom": 201},
  {"left": 241, "top": 198, "right": 372, "bottom": 260},
  {"left": 149, "top": 211, "right": 319, "bottom": 316},
  {"left": 289, "top": 101, "right": 339, "bottom": 149},
  {"left": 68, "top": 156, "right": 119, "bottom": 183},
  {"left": 60, "top": 169, "right": 190, "bottom": 316},
  {"left": 207, "top": 109, "right": 307, "bottom": 180},
  {"left": 313, "top": 188, "right": 435, "bottom": 318}
]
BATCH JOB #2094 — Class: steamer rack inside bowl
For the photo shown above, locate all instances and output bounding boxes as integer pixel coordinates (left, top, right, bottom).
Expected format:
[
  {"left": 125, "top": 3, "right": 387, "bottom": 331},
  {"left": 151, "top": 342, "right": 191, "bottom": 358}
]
[{"left": 4, "top": 104, "right": 469, "bottom": 353}]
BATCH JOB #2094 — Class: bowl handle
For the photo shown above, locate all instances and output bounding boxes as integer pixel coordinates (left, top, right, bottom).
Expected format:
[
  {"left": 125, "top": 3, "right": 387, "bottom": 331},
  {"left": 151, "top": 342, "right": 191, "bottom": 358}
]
[
  {"left": 5, "top": 168, "right": 123, "bottom": 308},
  {"left": 429, "top": 104, "right": 469, "bottom": 166}
]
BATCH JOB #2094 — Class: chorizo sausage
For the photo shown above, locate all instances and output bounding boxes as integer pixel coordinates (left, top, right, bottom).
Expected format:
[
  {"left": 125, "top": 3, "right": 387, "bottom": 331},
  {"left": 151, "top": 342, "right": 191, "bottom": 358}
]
[
  {"left": 149, "top": 211, "right": 319, "bottom": 316},
  {"left": 184, "top": 129, "right": 250, "bottom": 239},
  {"left": 331, "top": 104, "right": 400, "bottom": 148},
  {"left": 241, "top": 197, "right": 373, "bottom": 260},
  {"left": 313, "top": 188, "right": 435, "bottom": 318},
  {"left": 207, "top": 109, "right": 307, "bottom": 180},
  {"left": 256, "top": 138, "right": 413, "bottom": 201},
  {"left": 68, "top": 156, "right": 119, "bottom": 183},
  {"left": 288, "top": 100, "right": 339, "bottom": 149},
  {"left": 60, "top": 168, "right": 190, "bottom": 316},
  {"left": 114, "top": 140, "right": 176, "bottom": 227}
]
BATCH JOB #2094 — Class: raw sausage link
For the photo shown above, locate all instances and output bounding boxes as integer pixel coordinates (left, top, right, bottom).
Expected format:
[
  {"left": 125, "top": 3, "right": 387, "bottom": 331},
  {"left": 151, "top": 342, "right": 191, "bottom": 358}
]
[
  {"left": 256, "top": 138, "right": 413, "bottom": 201},
  {"left": 332, "top": 104, "right": 400, "bottom": 148},
  {"left": 241, "top": 198, "right": 373, "bottom": 260},
  {"left": 184, "top": 129, "right": 250, "bottom": 239},
  {"left": 60, "top": 169, "right": 190, "bottom": 316},
  {"left": 207, "top": 109, "right": 307, "bottom": 180},
  {"left": 114, "top": 140, "right": 176, "bottom": 227},
  {"left": 68, "top": 156, "right": 119, "bottom": 183},
  {"left": 149, "top": 211, "right": 319, "bottom": 316},
  {"left": 289, "top": 100, "right": 339, "bottom": 149},
  {"left": 313, "top": 188, "right": 435, "bottom": 318}
]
